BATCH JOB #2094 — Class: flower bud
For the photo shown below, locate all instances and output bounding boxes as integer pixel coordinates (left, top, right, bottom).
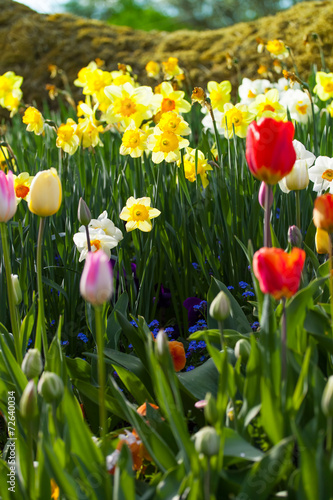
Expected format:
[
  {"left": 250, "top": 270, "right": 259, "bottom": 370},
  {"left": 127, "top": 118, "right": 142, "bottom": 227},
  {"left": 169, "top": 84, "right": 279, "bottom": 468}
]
[
  {"left": 234, "top": 339, "right": 251, "bottom": 364},
  {"left": 194, "top": 426, "right": 220, "bottom": 457},
  {"left": 315, "top": 227, "right": 330, "bottom": 254},
  {"left": 284, "top": 160, "right": 309, "bottom": 191},
  {"left": 21, "top": 349, "right": 43, "bottom": 379},
  {"left": 322, "top": 376, "right": 333, "bottom": 417},
  {"left": 80, "top": 250, "right": 113, "bottom": 306},
  {"left": 258, "top": 181, "right": 273, "bottom": 210},
  {"left": 0, "top": 170, "right": 16, "bottom": 222},
  {"left": 155, "top": 329, "right": 170, "bottom": 364},
  {"left": 11, "top": 274, "right": 22, "bottom": 305},
  {"left": 38, "top": 372, "right": 64, "bottom": 404},
  {"left": 204, "top": 393, "right": 218, "bottom": 425},
  {"left": 78, "top": 197, "right": 91, "bottom": 226},
  {"left": 288, "top": 225, "right": 302, "bottom": 248},
  {"left": 20, "top": 380, "right": 38, "bottom": 419},
  {"left": 209, "top": 291, "right": 231, "bottom": 321},
  {"left": 28, "top": 168, "right": 62, "bottom": 217}
]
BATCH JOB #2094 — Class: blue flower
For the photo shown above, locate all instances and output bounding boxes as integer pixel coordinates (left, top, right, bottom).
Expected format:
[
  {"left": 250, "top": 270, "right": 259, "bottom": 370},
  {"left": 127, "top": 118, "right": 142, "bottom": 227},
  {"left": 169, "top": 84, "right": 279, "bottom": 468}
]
[
  {"left": 239, "top": 281, "right": 249, "bottom": 289},
  {"left": 148, "top": 319, "right": 159, "bottom": 329},
  {"left": 50, "top": 319, "right": 56, "bottom": 326},
  {"left": 227, "top": 285, "right": 234, "bottom": 291},
  {"left": 77, "top": 332, "right": 89, "bottom": 343},
  {"left": 186, "top": 365, "right": 195, "bottom": 371},
  {"left": 27, "top": 338, "right": 32, "bottom": 347},
  {"left": 276, "top": 207, "right": 280, "bottom": 219},
  {"left": 128, "top": 343, "right": 133, "bottom": 349},
  {"left": 152, "top": 328, "right": 159, "bottom": 338},
  {"left": 61, "top": 340, "right": 69, "bottom": 346},
  {"left": 192, "top": 262, "right": 200, "bottom": 270},
  {"left": 251, "top": 321, "right": 260, "bottom": 330},
  {"left": 242, "top": 291, "right": 255, "bottom": 299},
  {"left": 130, "top": 320, "right": 138, "bottom": 328},
  {"left": 200, "top": 355, "right": 206, "bottom": 362}
]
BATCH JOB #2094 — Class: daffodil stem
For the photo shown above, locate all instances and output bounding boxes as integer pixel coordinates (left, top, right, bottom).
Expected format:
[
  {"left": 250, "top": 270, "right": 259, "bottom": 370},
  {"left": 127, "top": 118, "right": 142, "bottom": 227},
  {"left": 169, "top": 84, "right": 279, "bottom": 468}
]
[
  {"left": 85, "top": 225, "right": 91, "bottom": 252},
  {"left": 328, "top": 235, "right": 333, "bottom": 339},
  {"left": 281, "top": 297, "right": 287, "bottom": 384},
  {"left": 94, "top": 306, "right": 107, "bottom": 453},
  {"left": 0, "top": 222, "right": 21, "bottom": 362},
  {"left": 36, "top": 217, "right": 48, "bottom": 360},
  {"left": 295, "top": 190, "right": 301, "bottom": 230},
  {"left": 264, "top": 183, "right": 272, "bottom": 248},
  {"left": 208, "top": 105, "right": 223, "bottom": 167}
]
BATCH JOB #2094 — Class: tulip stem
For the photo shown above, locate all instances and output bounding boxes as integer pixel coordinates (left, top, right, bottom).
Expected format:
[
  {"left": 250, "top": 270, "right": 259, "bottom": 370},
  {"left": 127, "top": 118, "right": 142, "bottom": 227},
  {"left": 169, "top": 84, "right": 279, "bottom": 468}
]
[
  {"left": 264, "top": 183, "right": 272, "bottom": 247},
  {"left": 85, "top": 225, "right": 91, "bottom": 252},
  {"left": 0, "top": 222, "right": 21, "bottom": 362},
  {"left": 218, "top": 320, "right": 225, "bottom": 351},
  {"left": 281, "top": 297, "right": 287, "bottom": 384},
  {"left": 327, "top": 416, "right": 332, "bottom": 454},
  {"left": 328, "top": 235, "right": 333, "bottom": 338},
  {"left": 94, "top": 306, "right": 107, "bottom": 453},
  {"left": 295, "top": 190, "right": 301, "bottom": 230},
  {"left": 35, "top": 217, "right": 48, "bottom": 360}
]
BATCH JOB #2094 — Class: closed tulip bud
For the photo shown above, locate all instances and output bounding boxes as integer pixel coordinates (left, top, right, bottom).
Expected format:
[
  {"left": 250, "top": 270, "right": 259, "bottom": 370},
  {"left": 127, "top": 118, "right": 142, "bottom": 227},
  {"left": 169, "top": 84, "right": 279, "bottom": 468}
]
[
  {"left": 322, "top": 376, "right": 333, "bottom": 417},
  {"left": 38, "top": 372, "right": 64, "bottom": 404},
  {"left": 80, "top": 250, "right": 113, "bottom": 306},
  {"left": 288, "top": 225, "right": 302, "bottom": 248},
  {"left": 284, "top": 160, "right": 309, "bottom": 191},
  {"left": 11, "top": 274, "right": 22, "bottom": 305},
  {"left": 28, "top": 168, "right": 62, "bottom": 217},
  {"left": 315, "top": 227, "right": 331, "bottom": 254},
  {"left": 194, "top": 426, "right": 220, "bottom": 457},
  {"left": 209, "top": 291, "right": 231, "bottom": 321},
  {"left": 20, "top": 380, "right": 38, "bottom": 419},
  {"left": 0, "top": 170, "right": 16, "bottom": 222},
  {"left": 78, "top": 197, "right": 91, "bottom": 226},
  {"left": 258, "top": 181, "right": 273, "bottom": 210},
  {"left": 155, "top": 329, "right": 170, "bottom": 364},
  {"left": 21, "top": 349, "right": 43, "bottom": 379},
  {"left": 234, "top": 339, "right": 251, "bottom": 364},
  {"left": 204, "top": 393, "right": 218, "bottom": 425}
]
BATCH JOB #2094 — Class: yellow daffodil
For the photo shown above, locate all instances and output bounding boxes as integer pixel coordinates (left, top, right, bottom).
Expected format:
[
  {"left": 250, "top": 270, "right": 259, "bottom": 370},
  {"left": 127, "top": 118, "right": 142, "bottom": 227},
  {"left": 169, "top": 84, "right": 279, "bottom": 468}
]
[
  {"left": 266, "top": 39, "right": 289, "bottom": 59},
  {"left": 119, "top": 196, "right": 160, "bottom": 232},
  {"left": 178, "top": 147, "right": 213, "bottom": 188},
  {"left": 22, "top": 106, "right": 44, "bottom": 135},
  {"left": 147, "top": 127, "right": 189, "bottom": 164},
  {"left": 28, "top": 168, "right": 62, "bottom": 217},
  {"left": 104, "top": 82, "right": 153, "bottom": 129},
  {"left": 83, "top": 68, "right": 113, "bottom": 104},
  {"left": 13, "top": 172, "right": 34, "bottom": 203},
  {"left": 145, "top": 61, "right": 160, "bottom": 79},
  {"left": 313, "top": 72, "right": 333, "bottom": 101},
  {"left": 120, "top": 122, "right": 147, "bottom": 158},
  {"left": 2, "top": 90, "right": 22, "bottom": 116},
  {"left": 157, "top": 111, "right": 191, "bottom": 135},
  {"left": 162, "top": 57, "right": 183, "bottom": 79},
  {"left": 77, "top": 118, "right": 104, "bottom": 148},
  {"left": 74, "top": 61, "right": 98, "bottom": 88},
  {"left": 0, "top": 72, "right": 23, "bottom": 102},
  {"left": 248, "top": 89, "right": 287, "bottom": 121},
  {"left": 220, "top": 103, "right": 255, "bottom": 138},
  {"left": 56, "top": 118, "right": 80, "bottom": 155},
  {"left": 326, "top": 102, "right": 333, "bottom": 117},
  {"left": 51, "top": 479, "right": 59, "bottom": 500},
  {"left": 207, "top": 81, "right": 232, "bottom": 112},
  {"left": 151, "top": 82, "right": 191, "bottom": 116}
]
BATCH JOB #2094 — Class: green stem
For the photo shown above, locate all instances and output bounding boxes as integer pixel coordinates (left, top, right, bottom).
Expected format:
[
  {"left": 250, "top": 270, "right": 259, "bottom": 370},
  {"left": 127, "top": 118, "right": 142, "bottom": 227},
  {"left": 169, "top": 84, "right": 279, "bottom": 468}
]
[
  {"left": 295, "top": 190, "right": 301, "bottom": 230},
  {"left": 204, "top": 459, "right": 210, "bottom": 500},
  {"left": 85, "top": 225, "right": 91, "bottom": 252},
  {"left": 329, "top": 235, "right": 333, "bottom": 339},
  {"left": 208, "top": 105, "right": 223, "bottom": 168},
  {"left": 281, "top": 297, "right": 287, "bottom": 383},
  {"left": 0, "top": 222, "right": 21, "bottom": 362},
  {"left": 35, "top": 217, "right": 48, "bottom": 360},
  {"left": 95, "top": 306, "right": 107, "bottom": 450},
  {"left": 218, "top": 320, "right": 224, "bottom": 351},
  {"left": 264, "top": 183, "right": 272, "bottom": 248},
  {"left": 327, "top": 417, "right": 333, "bottom": 454}
]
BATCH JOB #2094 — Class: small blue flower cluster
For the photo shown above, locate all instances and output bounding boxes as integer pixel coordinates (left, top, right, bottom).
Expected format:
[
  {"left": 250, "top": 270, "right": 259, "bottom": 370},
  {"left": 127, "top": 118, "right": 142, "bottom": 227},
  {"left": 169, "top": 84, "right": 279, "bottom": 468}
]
[
  {"left": 188, "top": 319, "right": 207, "bottom": 334},
  {"left": 193, "top": 300, "right": 207, "bottom": 312},
  {"left": 50, "top": 319, "right": 56, "bottom": 326},
  {"left": 164, "top": 326, "right": 175, "bottom": 339},
  {"left": 227, "top": 285, "right": 234, "bottom": 291},
  {"left": 130, "top": 319, "right": 138, "bottom": 328},
  {"left": 186, "top": 365, "right": 195, "bottom": 371},
  {"left": 251, "top": 321, "right": 260, "bottom": 331},
  {"left": 239, "top": 281, "right": 249, "bottom": 289},
  {"left": 242, "top": 291, "right": 255, "bottom": 299},
  {"left": 186, "top": 340, "right": 207, "bottom": 357},
  {"left": 77, "top": 332, "right": 89, "bottom": 343},
  {"left": 27, "top": 338, "right": 32, "bottom": 348},
  {"left": 276, "top": 207, "right": 280, "bottom": 219},
  {"left": 192, "top": 262, "right": 200, "bottom": 270},
  {"left": 61, "top": 340, "right": 69, "bottom": 346}
]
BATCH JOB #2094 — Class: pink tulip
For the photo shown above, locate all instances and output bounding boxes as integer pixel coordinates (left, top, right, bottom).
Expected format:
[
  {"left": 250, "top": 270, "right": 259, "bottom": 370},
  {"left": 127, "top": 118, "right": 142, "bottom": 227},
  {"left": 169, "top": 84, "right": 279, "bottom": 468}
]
[
  {"left": 0, "top": 171, "right": 17, "bottom": 222},
  {"left": 80, "top": 250, "right": 113, "bottom": 306},
  {"left": 258, "top": 181, "right": 273, "bottom": 210}
]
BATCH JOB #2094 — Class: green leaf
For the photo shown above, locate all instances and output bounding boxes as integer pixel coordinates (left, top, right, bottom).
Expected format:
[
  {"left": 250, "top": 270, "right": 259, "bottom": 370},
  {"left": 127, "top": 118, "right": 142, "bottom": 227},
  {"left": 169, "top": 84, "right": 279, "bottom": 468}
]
[
  {"left": 224, "top": 427, "right": 264, "bottom": 462},
  {"left": 177, "top": 358, "right": 219, "bottom": 400},
  {"left": 106, "top": 292, "right": 129, "bottom": 349},
  {"left": 113, "top": 444, "right": 136, "bottom": 500}
]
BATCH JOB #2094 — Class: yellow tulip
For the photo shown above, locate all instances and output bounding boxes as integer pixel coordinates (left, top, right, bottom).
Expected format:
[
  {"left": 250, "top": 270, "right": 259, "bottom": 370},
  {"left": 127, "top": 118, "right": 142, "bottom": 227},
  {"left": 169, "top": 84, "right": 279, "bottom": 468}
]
[
  {"left": 315, "top": 227, "right": 331, "bottom": 254},
  {"left": 28, "top": 168, "right": 62, "bottom": 217}
]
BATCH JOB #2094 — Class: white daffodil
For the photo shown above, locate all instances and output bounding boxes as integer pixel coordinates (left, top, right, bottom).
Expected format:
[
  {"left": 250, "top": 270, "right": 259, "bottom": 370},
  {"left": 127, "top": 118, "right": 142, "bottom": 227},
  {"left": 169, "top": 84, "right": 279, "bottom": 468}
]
[
  {"left": 280, "top": 89, "right": 318, "bottom": 124},
  {"left": 279, "top": 140, "right": 315, "bottom": 193},
  {"left": 308, "top": 156, "right": 333, "bottom": 194}
]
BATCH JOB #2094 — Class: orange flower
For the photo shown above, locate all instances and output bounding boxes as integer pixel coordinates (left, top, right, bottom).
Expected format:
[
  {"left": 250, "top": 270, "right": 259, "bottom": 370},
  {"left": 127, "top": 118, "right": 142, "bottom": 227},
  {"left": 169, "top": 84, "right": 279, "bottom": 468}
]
[
  {"left": 137, "top": 402, "right": 159, "bottom": 416},
  {"left": 253, "top": 247, "right": 305, "bottom": 300},
  {"left": 168, "top": 341, "right": 186, "bottom": 372},
  {"left": 313, "top": 193, "right": 333, "bottom": 233}
]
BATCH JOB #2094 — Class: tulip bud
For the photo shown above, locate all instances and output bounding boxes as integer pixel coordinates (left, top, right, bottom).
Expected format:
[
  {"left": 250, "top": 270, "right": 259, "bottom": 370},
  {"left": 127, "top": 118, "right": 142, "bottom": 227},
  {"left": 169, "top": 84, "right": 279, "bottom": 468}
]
[
  {"left": 38, "top": 372, "right": 64, "bottom": 404},
  {"left": 155, "top": 329, "right": 170, "bottom": 364},
  {"left": 234, "top": 339, "right": 251, "bottom": 364},
  {"left": 0, "top": 170, "right": 16, "bottom": 222},
  {"left": 315, "top": 227, "right": 331, "bottom": 254},
  {"left": 204, "top": 393, "right": 218, "bottom": 425},
  {"left": 258, "top": 182, "right": 273, "bottom": 210},
  {"left": 28, "top": 168, "right": 62, "bottom": 217},
  {"left": 209, "top": 291, "right": 231, "bottom": 321},
  {"left": 21, "top": 349, "right": 43, "bottom": 379},
  {"left": 322, "top": 376, "right": 333, "bottom": 417},
  {"left": 78, "top": 197, "right": 91, "bottom": 226},
  {"left": 284, "top": 160, "right": 309, "bottom": 191},
  {"left": 11, "top": 274, "right": 22, "bottom": 305},
  {"left": 80, "top": 250, "right": 113, "bottom": 306},
  {"left": 20, "top": 380, "right": 38, "bottom": 419},
  {"left": 288, "top": 225, "right": 302, "bottom": 248},
  {"left": 194, "top": 426, "right": 220, "bottom": 457}
]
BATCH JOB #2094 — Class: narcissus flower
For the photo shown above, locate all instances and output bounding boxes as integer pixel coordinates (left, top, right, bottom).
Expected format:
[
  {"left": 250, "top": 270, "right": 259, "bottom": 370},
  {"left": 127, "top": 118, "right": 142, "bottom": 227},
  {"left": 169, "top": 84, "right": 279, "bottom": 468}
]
[
  {"left": 0, "top": 71, "right": 23, "bottom": 115},
  {"left": 13, "top": 172, "right": 34, "bottom": 203},
  {"left": 308, "top": 156, "right": 333, "bottom": 193},
  {"left": 157, "top": 111, "right": 191, "bottom": 136},
  {"left": 145, "top": 61, "right": 160, "bottom": 79},
  {"left": 238, "top": 78, "right": 272, "bottom": 105},
  {"left": 56, "top": 119, "right": 80, "bottom": 155},
  {"left": 119, "top": 196, "right": 160, "bottom": 232},
  {"left": 147, "top": 127, "right": 189, "bottom": 164},
  {"left": 313, "top": 193, "right": 333, "bottom": 233},
  {"left": 266, "top": 39, "right": 289, "bottom": 59},
  {"left": 152, "top": 81, "right": 191, "bottom": 115},
  {"left": 313, "top": 72, "right": 333, "bottom": 101},
  {"left": 74, "top": 229, "right": 122, "bottom": 262},
  {"left": 28, "top": 168, "right": 62, "bottom": 217},
  {"left": 207, "top": 80, "right": 232, "bottom": 111},
  {"left": 279, "top": 140, "right": 315, "bottom": 193},
  {"left": 246, "top": 117, "right": 296, "bottom": 184},
  {"left": 220, "top": 103, "right": 255, "bottom": 138},
  {"left": 0, "top": 170, "right": 16, "bottom": 222},
  {"left": 253, "top": 247, "right": 305, "bottom": 300},
  {"left": 80, "top": 250, "right": 113, "bottom": 306},
  {"left": 162, "top": 57, "right": 183, "bottom": 79},
  {"left": 249, "top": 89, "right": 286, "bottom": 121},
  {"left": 22, "top": 106, "right": 44, "bottom": 135},
  {"left": 120, "top": 122, "right": 147, "bottom": 158},
  {"left": 104, "top": 82, "right": 153, "bottom": 129},
  {"left": 178, "top": 147, "right": 213, "bottom": 188},
  {"left": 280, "top": 89, "right": 318, "bottom": 124},
  {"left": 168, "top": 341, "right": 186, "bottom": 372}
]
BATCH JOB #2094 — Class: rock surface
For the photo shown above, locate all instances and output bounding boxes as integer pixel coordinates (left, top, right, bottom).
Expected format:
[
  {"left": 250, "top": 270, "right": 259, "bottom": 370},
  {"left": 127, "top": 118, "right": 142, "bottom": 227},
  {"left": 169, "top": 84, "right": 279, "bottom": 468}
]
[{"left": 0, "top": 0, "right": 332, "bottom": 107}]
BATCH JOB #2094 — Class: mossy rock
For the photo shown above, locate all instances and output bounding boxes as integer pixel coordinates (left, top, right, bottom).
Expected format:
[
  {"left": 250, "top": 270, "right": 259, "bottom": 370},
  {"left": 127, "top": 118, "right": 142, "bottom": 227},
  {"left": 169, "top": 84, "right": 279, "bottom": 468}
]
[{"left": 0, "top": 0, "right": 333, "bottom": 108}]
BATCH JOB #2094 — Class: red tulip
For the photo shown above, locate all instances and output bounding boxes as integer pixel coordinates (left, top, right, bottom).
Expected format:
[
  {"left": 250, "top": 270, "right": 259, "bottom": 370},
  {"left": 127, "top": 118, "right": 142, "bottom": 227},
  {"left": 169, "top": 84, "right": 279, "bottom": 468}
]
[
  {"left": 246, "top": 117, "right": 296, "bottom": 184},
  {"left": 313, "top": 193, "right": 333, "bottom": 233},
  {"left": 253, "top": 247, "right": 305, "bottom": 300}
]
